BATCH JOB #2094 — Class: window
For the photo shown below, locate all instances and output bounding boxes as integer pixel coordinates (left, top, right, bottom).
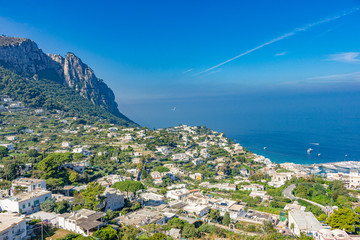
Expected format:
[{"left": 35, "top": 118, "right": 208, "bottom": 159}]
[
  {"left": 22, "top": 204, "right": 25, "bottom": 209},
  {"left": 38, "top": 184, "right": 41, "bottom": 187},
  {"left": 28, "top": 203, "right": 30, "bottom": 207},
  {"left": 45, "top": 197, "right": 48, "bottom": 200}
]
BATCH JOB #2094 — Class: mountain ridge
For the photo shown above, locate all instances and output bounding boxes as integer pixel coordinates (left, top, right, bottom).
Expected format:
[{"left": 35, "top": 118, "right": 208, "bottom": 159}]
[{"left": 0, "top": 35, "right": 135, "bottom": 125}]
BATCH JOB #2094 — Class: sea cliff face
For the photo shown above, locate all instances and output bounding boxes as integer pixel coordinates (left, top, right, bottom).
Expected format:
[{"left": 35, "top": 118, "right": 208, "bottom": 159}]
[{"left": 0, "top": 35, "right": 123, "bottom": 118}]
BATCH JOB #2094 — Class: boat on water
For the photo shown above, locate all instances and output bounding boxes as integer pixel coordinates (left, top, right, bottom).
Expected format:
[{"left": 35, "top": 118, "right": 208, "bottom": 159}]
[
  {"left": 263, "top": 147, "right": 267, "bottom": 150},
  {"left": 309, "top": 143, "right": 320, "bottom": 146},
  {"left": 307, "top": 148, "right": 313, "bottom": 154}
]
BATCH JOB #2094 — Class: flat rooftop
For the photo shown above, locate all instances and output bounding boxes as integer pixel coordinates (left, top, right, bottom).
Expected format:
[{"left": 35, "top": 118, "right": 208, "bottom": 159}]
[
  {"left": 4, "top": 190, "right": 51, "bottom": 202},
  {"left": 0, "top": 212, "right": 25, "bottom": 234},
  {"left": 12, "top": 178, "right": 45, "bottom": 186},
  {"left": 115, "top": 209, "right": 164, "bottom": 226},
  {"left": 289, "top": 210, "right": 323, "bottom": 231}
]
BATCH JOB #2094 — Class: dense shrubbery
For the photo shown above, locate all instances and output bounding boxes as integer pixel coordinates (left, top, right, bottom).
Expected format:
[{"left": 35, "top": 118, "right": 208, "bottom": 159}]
[{"left": 0, "top": 67, "right": 135, "bottom": 126}]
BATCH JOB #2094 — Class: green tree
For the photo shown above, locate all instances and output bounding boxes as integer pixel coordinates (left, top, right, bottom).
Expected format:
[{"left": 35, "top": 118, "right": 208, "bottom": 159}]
[
  {"left": 182, "top": 224, "right": 197, "bottom": 239},
  {"left": 140, "top": 169, "right": 148, "bottom": 180},
  {"left": 0, "top": 146, "right": 9, "bottom": 157},
  {"left": 69, "top": 172, "right": 78, "bottom": 184},
  {"left": 104, "top": 210, "right": 119, "bottom": 220},
  {"left": 295, "top": 184, "right": 309, "bottom": 198},
  {"left": 27, "top": 149, "right": 40, "bottom": 158},
  {"left": 46, "top": 178, "right": 64, "bottom": 191},
  {"left": 155, "top": 166, "right": 170, "bottom": 173},
  {"left": 326, "top": 208, "right": 360, "bottom": 233},
  {"left": 112, "top": 180, "right": 144, "bottom": 199},
  {"left": 149, "top": 233, "right": 167, "bottom": 240},
  {"left": 92, "top": 226, "right": 117, "bottom": 240},
  {"left": 81, "top": 182, "right": 105, "bottom": 210},
  {"left": 298, "top": 232, "right": 314, "bottom": 240},
  {"left": 37, "top": 153, "right": 72, "bottom": 179},
  {"left": 40, "top": 198, "right": 56, "bottom": 212},
  {"left": 56, "top": 201, "right": 71, "bottom": 214},
  {"left": 167, "top": 217, "right": 186, "bottom": 229},
  {"left": 118, "top": 225, "right": 139, "bottom": 240},
  {"left": 222, "top": 211, "right": 230, "bottom": 226},
  {"left": 355, "top": 207, "right": 360, "bottom": 215},
  {"left": 318, "top": 213, "right": 327, "bottom": 222},
  {"left": 209, "top": 209, "right": 220, "bottom": 223},
  {"left": 3, "top": 160, "right": 22, "bottom": 180}
]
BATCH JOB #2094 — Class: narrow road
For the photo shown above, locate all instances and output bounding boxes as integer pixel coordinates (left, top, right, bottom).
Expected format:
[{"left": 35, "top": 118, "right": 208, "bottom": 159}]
[
  {"left": 283, "top": 184, "right": 296, "bottom": 200},
  {"left": 282, "top": 184, "right": 330, "bottom": 214}
]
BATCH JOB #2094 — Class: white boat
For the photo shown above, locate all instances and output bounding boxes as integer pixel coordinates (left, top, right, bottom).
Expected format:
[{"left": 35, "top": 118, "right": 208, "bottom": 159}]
[
  {"left": 318, "top": 153, "right": 321, "bottom": 156},
  {"left": 309, "top": 143, "right": 320, "bottom": 146},
  {"left": 307, "top": 148, "right": 313, "bottom": 154}
]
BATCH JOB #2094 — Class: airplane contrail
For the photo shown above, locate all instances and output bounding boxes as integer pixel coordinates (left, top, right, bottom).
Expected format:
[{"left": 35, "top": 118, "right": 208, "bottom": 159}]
[{"left": 197, "top": 7, "right": 360, "bottom": 75}]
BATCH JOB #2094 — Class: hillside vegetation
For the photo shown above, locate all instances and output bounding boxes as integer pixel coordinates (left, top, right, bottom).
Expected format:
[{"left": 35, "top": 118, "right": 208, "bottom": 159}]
[{"left": 0, "top": 67, "right": 136, "bottom": 126}]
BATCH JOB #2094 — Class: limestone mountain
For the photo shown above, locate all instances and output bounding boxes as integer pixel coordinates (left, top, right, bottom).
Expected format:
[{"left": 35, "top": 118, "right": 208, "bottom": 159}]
[{"left": 0, "top": 35, "right": 135, "bottom": 126}]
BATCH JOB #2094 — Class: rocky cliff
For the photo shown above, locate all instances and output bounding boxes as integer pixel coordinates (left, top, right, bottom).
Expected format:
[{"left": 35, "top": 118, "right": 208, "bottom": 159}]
[{"left": 0, "top": 35, "right": 127, "bottom": 119}]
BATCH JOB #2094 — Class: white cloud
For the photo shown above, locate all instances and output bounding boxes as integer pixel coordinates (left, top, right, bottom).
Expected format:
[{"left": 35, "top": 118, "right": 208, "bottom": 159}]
[
  {"left": 196, "top": 7, "right": 360, "bottom": 75},
  {"left": 275, "top": 51, "right": 287, "bottom": 56},
  {"left": 182, "top": 68, "right": 193, "bottom": 74},
  {"left": 327, "top": 52, "right": 360, "bottom": 63},
  {"left": 309, "top": 71, "right": 360, "bottom": 81}
]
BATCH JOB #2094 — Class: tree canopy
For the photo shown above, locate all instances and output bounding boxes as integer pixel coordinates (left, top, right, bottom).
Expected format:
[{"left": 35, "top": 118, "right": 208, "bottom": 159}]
[
  {"left": 112, "top": 180, "right": 144, "bottom": 198},
  {"left": 326, "top": 208, "right": 360, "bottom": 233}
]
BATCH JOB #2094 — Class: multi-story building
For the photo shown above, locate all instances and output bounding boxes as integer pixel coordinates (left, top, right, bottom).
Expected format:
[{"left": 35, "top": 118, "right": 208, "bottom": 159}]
[
  {"left": 0, "top": 190, "right": 52, "bottom": 214},
  {"left": 11, "top": 178, "right": 47, "bottom": 194},
  {"left": 0, "top": 212, "right": 27, "bottom": 240}
]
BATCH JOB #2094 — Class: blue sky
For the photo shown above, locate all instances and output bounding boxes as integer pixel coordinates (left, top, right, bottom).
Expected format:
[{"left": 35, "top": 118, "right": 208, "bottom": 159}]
[{"left": 0, "top": 0, "right": 360, "bottom": 105}]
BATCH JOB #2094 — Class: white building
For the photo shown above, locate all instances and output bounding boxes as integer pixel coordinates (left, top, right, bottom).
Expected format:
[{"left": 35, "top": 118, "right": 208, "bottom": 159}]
[
  {"left": 0, "top": 212, "right": 27, "bottom": 240},
  {"left": 241, "top": 184, "right": 265, "bottom": 191},
  {"left": 5, "top": 136, "right": 17, "bottom": 141},
  {"left": 268, "top": 172, "right": 293, "bottom": 187},
  {"left": 156, "top": 146, "right": 170, "bottom": 155},
  {"left": 100, "top": 187, "right": 125, "bottom": 211},
  {"left": 166, "top": 189, "right": 190, "bottom": 200},
  {"left": 314, "top": 229, "right": 351, "bottom": 240},
  {"left": 72, "top": 148, "right": 91, "bottom": 156},
  {"left": 58, "top": 209, "right": 106, "bottom": 236},
  {"left": 0, "top": 143, "right": 14, "bottom": 150},
  {"left": 9, "top": 102, "right": 21, "bottom": 108},
  {"left": 34, "top": 109, "right": 44, "bottom": 114},
  {"left": 62, "top": 142, "right": 72, "bottom": 148},
  {"left": 0, "top": 190, "right": 52, "bottom": 214},
  {"left": 349, "top": 169, "right": 360, "bottom": 189},
  {"left": 183, "top": 204, "right": 209, "bottom": 217},
  {"left": 140, "top": 192, "right": 165, "bottom": 201},
  {"left": 12, "top": 178, "right": 47, "bottom": 194},
  {"left": 167, "top": 184, "right": 187, "bottom": 190},
  {"left": 0, "top": 105, "right": 6, "bottom": 112},
  {"left": 189, "top": 173, "right": 203, "bottom": 181},
  {"left": 288, "top": 210, "right": 324, "bottom": 237},
  {"left": 172, "top": 153, "right": 190, "bottom": 162},
  {"left": 192, "top": 158, "right": 204, "bottom": 166}
]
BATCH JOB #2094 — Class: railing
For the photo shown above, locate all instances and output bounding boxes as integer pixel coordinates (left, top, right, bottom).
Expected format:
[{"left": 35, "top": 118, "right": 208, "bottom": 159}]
[{"left": 14, "top": 229, "right": 25, "bottom": 236}]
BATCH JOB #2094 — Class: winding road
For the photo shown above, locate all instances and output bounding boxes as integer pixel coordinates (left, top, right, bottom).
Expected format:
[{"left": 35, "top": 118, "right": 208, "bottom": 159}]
[{"left": 282, "top": 184, "right": 330, "bottom": 214}]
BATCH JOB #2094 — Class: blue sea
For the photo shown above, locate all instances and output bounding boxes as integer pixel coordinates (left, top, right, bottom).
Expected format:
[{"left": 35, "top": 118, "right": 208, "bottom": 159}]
[{"left": 121, "top": 89, "right": 360, "bottom": 165}]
